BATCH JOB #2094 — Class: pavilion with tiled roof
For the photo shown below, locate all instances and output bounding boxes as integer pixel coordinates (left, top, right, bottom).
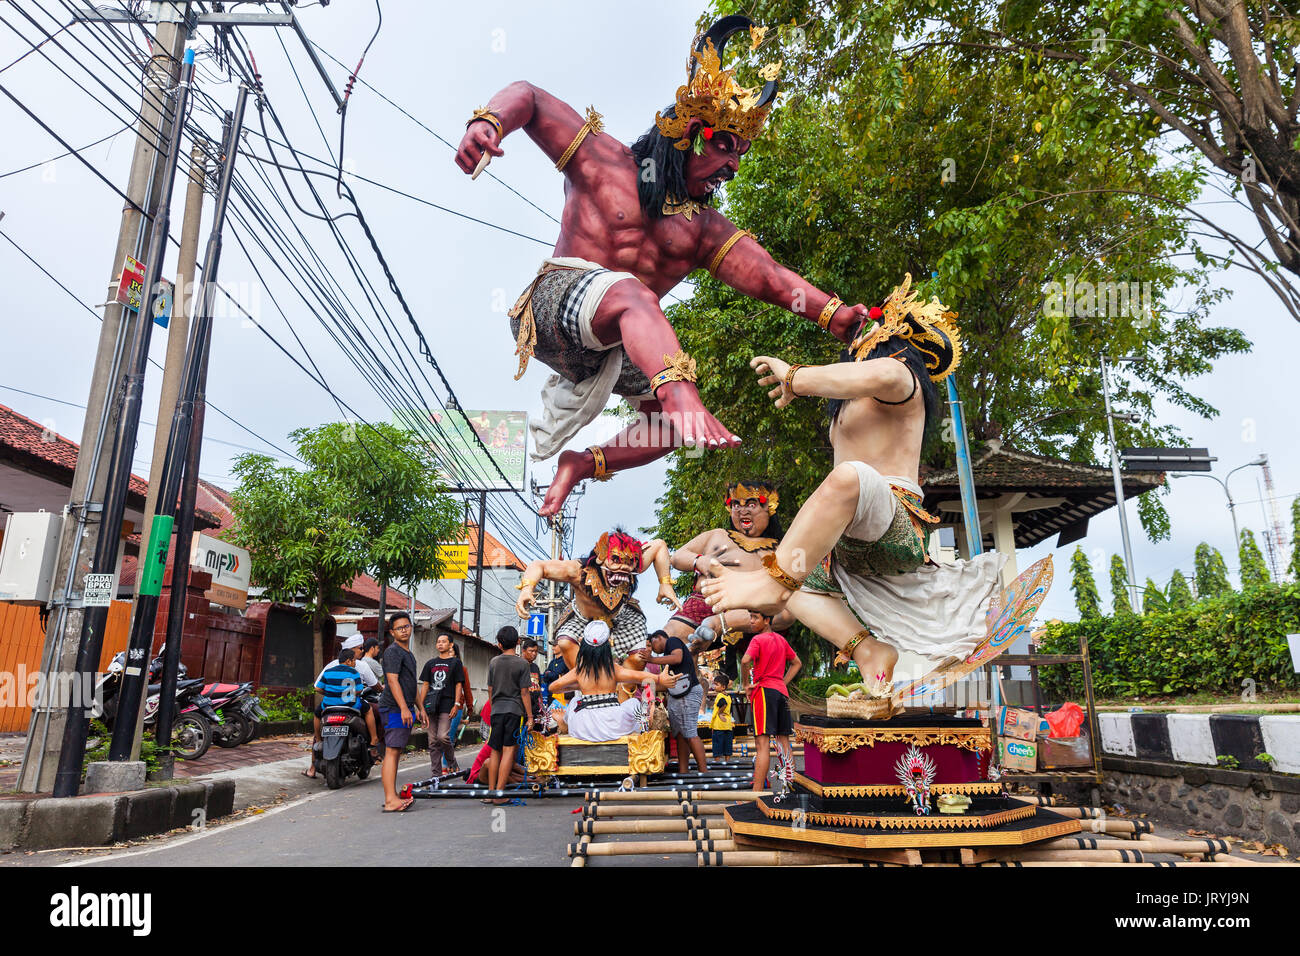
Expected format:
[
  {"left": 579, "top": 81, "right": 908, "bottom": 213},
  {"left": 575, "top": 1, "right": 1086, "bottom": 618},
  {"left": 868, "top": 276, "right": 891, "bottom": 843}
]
[{"left": 920, "top": 442, "right": 1165, "bottom": 580}]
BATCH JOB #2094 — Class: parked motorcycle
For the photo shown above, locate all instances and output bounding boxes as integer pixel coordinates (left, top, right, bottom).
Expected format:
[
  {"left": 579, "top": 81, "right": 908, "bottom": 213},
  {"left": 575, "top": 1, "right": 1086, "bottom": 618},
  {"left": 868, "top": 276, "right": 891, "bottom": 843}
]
[
  {"left": 202, "top": 681, "right": 266, "bottom": 748},
  {"left": 314, "top": 686, "right": 378, "bottom": 790},
  {"left": 94, "top": 652, "right": 220, "bottom": 761}
]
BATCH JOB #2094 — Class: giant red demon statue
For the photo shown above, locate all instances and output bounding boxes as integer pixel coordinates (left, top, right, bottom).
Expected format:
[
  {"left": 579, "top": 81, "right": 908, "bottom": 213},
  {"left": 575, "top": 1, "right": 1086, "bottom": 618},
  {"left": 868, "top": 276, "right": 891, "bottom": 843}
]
[{"left": 456, "top": 16, "right": 873, "bottom": 515}]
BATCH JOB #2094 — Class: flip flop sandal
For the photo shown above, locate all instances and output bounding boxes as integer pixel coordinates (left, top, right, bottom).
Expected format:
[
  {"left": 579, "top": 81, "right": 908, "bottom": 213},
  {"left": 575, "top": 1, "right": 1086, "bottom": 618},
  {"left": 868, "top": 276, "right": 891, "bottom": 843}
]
[{"left": 382, "top": 798, "right": 414, "bottom": 813}]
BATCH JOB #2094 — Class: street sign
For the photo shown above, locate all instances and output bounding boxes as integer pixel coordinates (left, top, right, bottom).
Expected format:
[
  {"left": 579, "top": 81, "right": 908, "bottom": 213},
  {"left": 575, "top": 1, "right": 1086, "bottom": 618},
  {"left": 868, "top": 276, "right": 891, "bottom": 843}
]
[
  {"left": 527, "top": 613, "right": 546, "bottom": 637},
  {"left": 1121, "top": 447, "right": 1213, "bottom": 472},
  {"left": 83, "top": 573, "right": 115, "bottom": 607},
  {"left": 436, "top": 542, "right": 470, "bottom": 580},
  {"left": 114, "top": 256, "right": 173, "bottom": 328},
  {"left": 190, "top": 533, "right": 251, "bottom": 609}
]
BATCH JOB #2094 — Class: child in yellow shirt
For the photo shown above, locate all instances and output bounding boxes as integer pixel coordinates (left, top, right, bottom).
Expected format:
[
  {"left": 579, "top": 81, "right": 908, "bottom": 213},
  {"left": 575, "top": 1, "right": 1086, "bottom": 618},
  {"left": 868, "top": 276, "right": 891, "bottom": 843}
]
[{"left": 709, "top": 674, "right": 735, "bottom": 758}]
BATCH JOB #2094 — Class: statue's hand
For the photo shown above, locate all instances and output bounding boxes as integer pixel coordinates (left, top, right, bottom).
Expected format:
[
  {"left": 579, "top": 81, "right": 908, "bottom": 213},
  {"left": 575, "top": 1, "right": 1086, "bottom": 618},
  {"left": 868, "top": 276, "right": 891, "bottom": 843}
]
[
  {"left": 751, "top": 355, "right": 793, "bottom": 409},
  {"left": 515, "top": 590, "right": 534, "bottom": 619},
  {"left": 657, "top": 581, "right": 682, "bottom": 610},
  {"left": 456, "top": 121, "right": 505, "bottom": 175},
  {"left": 834, "top": 303, "right": 872, "bottom": 343}
]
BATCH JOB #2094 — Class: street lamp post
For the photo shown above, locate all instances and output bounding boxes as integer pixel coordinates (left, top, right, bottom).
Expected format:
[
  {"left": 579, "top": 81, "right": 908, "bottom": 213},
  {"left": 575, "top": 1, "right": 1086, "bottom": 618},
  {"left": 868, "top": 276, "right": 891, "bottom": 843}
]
[
  {"left": 1100, "top": 356, "right": 1142, "bottom": 613},
  {"left": 1170, "top": 455, "right": 1268, "bottom": 557}
]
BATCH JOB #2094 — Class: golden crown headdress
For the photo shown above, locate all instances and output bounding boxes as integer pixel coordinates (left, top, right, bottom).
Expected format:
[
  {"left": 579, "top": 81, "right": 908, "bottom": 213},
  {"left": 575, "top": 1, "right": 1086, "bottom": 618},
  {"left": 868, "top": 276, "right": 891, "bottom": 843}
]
[
  {"left": 725, "top": 481, "right": 779, "bottom": 515},
  {"left": 851, "top": 274, "right": 962, "bottom": 382},
  {"left": 655, "top": 16, "right": 781, "bottom": 151}
]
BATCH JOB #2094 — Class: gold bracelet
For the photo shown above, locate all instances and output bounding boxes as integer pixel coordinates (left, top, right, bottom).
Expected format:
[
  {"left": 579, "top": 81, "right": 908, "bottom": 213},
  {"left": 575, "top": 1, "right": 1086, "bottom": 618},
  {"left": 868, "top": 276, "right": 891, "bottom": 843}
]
[
  {"left": 817, "top": 296, "right": 843, "bottom": 331},
  {"left": 467, "top": 107, "right": 502, "bottom": 139},
  {"left": 762, "top": 552, "right": 802, "bottom": 592},
  {"left": 708, "top": 229, "right": 752, "bottom": 276},
  {"left": 783, "top": 363, "right": 806, "bottom": 400},
  {"left": 659, "top": 575, "right": 672, "bottom": 585},
  {"left": 516, "top": 578, "right": 537, "bottom": 590},
  {"left": 589, "top": 445, "right": 613, "bottom": 481},
  {"left": 648, "top": 350, "right": 698, "bottom": 394},
  {"left": 555, "top": 106, "right": 603, "bottom": 172}
]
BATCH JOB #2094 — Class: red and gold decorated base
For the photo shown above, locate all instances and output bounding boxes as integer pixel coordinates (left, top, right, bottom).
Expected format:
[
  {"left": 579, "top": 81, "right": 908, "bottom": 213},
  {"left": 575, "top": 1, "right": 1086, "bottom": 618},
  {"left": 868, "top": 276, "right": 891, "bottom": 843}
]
[{"left": 796, "top": 715, "right": 990, "bottom": 787}]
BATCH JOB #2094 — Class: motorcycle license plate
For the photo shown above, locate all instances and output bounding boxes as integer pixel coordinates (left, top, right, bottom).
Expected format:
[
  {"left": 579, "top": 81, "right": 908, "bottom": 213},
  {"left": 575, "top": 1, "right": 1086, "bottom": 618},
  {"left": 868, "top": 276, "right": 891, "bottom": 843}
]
[{"left": 322, "top": 725, "right": 349, "bottom": 738}]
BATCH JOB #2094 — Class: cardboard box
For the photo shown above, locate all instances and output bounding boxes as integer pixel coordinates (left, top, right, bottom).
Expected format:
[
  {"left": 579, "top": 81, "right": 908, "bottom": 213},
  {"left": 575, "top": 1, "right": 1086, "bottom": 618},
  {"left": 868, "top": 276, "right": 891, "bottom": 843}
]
[
  {"left": 1037, "top": 734, "right": 1093, "bottom": 769},
  {"left": 998, "top": 736, "right": 1038, "bottom": 773},
  {"left": 998, "top": 707, "right": 1040, "bottom": 742}
]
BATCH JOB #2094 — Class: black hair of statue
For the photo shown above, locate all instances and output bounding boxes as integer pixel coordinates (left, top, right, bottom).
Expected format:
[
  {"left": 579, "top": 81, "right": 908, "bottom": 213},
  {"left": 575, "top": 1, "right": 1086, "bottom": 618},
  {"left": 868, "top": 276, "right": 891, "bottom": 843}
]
[
  {"left": 826, "top": 323, "right": 940, "bottom": 433},
  {"left": 576, "top": 634, "right": 616, "bottom": 682},
  {"left": 630, "top": 106, "right": 717, "bottom": 220}
]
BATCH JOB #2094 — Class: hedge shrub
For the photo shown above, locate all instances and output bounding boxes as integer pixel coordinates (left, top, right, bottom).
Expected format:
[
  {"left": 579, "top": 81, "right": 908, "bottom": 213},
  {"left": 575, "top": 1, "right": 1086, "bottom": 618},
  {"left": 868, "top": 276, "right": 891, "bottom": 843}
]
[{"left": 1038, "top": 582, "right": 1300, "bottom": 699}]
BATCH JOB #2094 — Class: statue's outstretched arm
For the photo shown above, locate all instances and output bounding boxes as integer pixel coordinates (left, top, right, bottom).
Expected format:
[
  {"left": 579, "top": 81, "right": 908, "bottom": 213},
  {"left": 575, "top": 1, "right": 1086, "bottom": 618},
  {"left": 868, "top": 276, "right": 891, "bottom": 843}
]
[{"left": 699, "top": 215, "right": 867, "bottom": 343}]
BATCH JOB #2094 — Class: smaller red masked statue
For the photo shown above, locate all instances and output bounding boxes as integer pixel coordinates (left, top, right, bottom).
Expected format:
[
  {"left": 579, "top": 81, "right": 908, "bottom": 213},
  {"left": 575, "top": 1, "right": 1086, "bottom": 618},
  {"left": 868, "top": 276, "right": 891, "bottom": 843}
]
[
  {"left": 516, "top": 530, "right": 680, "bottom": 674},
  {"left": 456, "top": 16, "right": 878, "bottom": 517}
]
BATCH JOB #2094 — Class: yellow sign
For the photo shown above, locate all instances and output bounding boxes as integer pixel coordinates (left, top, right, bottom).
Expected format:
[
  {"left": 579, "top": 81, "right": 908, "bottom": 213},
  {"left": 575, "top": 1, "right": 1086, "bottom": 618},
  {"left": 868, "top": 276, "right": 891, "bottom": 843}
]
[{"left": 436, "top": 542, "right": 470, "bottom": 580}]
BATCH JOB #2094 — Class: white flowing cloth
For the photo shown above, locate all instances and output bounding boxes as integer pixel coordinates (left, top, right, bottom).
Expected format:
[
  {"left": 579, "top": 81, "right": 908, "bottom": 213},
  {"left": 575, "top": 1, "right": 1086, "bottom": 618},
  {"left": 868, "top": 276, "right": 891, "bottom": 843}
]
[
  {"left": 825, "top": 461, "right": 1006, "bottom": 678},
  {"left": 528, "top": 256, "right": 645, "bottom": 460},
  {"left": 562, "top": 692, "right": 645, "bottom": 742}
]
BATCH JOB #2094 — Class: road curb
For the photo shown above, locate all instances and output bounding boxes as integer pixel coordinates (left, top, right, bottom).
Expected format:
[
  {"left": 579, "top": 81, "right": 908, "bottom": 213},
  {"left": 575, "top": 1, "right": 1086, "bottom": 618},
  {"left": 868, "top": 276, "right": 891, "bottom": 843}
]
[{"left": 0, "top": 780, "right": 236, "bottom": 851}]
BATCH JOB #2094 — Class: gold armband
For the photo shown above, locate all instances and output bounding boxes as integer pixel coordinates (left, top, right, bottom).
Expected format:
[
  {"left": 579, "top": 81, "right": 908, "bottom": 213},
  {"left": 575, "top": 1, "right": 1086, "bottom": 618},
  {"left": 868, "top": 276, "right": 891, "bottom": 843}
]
[
  {"left": 555, "top": 106, "right": 603, "bottom": 172},
  {"left": 467, "top": 107, "right": 502, "bottom": 139},
  {"left": 708, "top": 229, "right": 753, "bottom": 276},
  {"left": 783, "top": 363, "right": 806, "bottom": 401},
  {"left": 589, "top": 445, "right": 613, "bottom": 481},
  {"left": 762, "top": 552, "right": 802, "bottom": 592},
  {"left": 817, "top": 296, "right": 843, "bottom": 331},
  {"left": 516, "top": 578, "right": 537, "bottom": 590},
  {"left": 648, "top": 350, "right": 698, "bottom": 394}
]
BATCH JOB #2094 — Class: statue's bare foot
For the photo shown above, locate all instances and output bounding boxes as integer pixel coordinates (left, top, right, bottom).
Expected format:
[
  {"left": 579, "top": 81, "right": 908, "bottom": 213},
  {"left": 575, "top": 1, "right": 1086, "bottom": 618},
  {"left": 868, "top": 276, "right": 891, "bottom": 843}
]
[
  {"left": 539, "top": 449, "right": 589, "bottom": 516},
  {"left": 857, "top": 640, "right": 899, "bottom": 696},
  {"left": 657, "top": 382, "right": 740, "bottom": 448},
  {"left": 699, "top": 559, "right": 792, "bottom": 614}
]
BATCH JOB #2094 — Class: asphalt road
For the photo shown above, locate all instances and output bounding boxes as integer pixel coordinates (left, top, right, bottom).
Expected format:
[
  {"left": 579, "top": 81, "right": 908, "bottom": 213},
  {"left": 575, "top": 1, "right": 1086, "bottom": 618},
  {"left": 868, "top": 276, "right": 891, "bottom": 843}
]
[{"left": 22, "top": 752, "right": 595, "bottom": 868}]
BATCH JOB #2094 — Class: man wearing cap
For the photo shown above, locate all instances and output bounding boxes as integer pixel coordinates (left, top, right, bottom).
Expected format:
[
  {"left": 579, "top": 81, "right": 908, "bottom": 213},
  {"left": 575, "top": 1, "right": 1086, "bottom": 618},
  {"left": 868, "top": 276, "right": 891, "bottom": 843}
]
[{"left": 305, "top": 633, "right": 380, "bottom": 778}]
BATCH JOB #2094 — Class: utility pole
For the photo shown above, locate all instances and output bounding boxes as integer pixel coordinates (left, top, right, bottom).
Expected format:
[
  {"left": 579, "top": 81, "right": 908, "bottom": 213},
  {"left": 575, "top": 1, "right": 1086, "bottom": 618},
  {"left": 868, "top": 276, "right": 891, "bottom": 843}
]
[
  {"left": 472, "top": 490, "right": 487, "bottom": 635},
  {"left": 20, "top": 10, "right": 191, "bottom": 794},
  {"left": 126, "top": 139, "right": 208, "bottom": 763},
  {"left": 1100, "top": 356, "right": 1142, "bottom": 614},
  {"left": 57, "top": 49, "right": 199, "bottom": 791},
  {"left": 153, "top": 92, "right": 248, "bottom": 770}
]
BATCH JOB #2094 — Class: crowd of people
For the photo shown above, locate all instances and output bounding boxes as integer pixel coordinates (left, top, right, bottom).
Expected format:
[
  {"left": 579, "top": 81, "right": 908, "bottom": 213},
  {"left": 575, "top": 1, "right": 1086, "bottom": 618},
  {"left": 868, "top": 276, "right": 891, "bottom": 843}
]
[{"left": 306, "top": 601, "right": 804, "bottom": 811}]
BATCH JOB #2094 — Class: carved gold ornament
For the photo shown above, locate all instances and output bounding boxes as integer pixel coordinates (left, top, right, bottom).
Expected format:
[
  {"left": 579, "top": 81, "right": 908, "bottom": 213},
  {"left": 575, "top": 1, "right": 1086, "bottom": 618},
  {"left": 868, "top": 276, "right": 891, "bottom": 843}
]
[
  {"left": 525, "top": 734, "right": 558, "bottom": 775},
  {"left": 627, "top": 731, "right": 668, "bottom": 774},
  {"left": 794, "top": 723, "right": 992, "bottom": 755},
  {"left": 851, "top": 273, "right": 962, "bottom": 382}
]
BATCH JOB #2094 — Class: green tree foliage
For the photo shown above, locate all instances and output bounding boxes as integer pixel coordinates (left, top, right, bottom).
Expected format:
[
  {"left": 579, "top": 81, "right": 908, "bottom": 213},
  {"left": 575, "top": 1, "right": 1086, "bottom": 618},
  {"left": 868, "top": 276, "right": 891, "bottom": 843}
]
[
  {"left": 1238, "top": 528, "right": 1271, "bottom": 589},
  {"left": 1039, "top": 583, "right": 1300, "bottom": 699},
  {"left": 1167, "top": 569, "right": 1194, "bottom": 610},
  {"left": 1142, "top": 577, "right": 1167, "bottom": 614},
  {"left": 663, "top": 3, "right": 1248, "bottom": 566},
  {"left": 226, "top": 422, "right": 462, "bottom": 674},
  {"left": 796, "top": 0, "right": 1300, "bottom": 316},
  {"left": 1070, "top": 546, "right": 1102, "bottom": 620},
  {"left": 1289, "top": 498, "right": 1300, "bottom": 581},
  {"left": 1194, "top": 542, "right": 1232, "bottom": 599},
  {"left": 1110, "top": 553, "right": 1135, "bottom": 616}
]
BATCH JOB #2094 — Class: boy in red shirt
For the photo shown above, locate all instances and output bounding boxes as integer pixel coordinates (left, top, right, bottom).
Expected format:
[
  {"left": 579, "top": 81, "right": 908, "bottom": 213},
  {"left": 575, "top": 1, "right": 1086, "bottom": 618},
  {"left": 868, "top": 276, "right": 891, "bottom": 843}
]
[{"left": 740, "top": 611, "right": 802, "bottom": 791}]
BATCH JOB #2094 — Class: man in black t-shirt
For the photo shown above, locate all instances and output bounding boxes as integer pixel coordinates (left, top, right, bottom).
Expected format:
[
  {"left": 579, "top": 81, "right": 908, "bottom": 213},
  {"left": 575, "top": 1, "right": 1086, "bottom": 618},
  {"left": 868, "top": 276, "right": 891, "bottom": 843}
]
[
  {"left": 417, "top": 633, "right": 466, "bottom": 774},
  {"left": 520, "top": 637, "right": 543, "bottom": 726},
  {"left": 379, "top": 612, "right": 418, "bottom": 812},
  {"left": 645, "top": 629, "right": 708, "bottom": 773}
]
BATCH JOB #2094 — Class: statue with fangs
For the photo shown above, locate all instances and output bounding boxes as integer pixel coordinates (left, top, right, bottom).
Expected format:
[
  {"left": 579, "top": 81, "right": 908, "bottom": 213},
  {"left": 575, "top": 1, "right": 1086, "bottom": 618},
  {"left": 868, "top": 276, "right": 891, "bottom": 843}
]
[{"left": 456, "top": 15, "right": 879, "bottom": 516}]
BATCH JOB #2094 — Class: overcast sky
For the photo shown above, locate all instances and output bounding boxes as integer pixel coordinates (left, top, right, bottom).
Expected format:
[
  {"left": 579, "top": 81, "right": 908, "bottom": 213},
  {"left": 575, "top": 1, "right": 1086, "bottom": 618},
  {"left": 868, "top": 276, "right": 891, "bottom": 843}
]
[{"left": 1, "top": 2, "right": 1295, "bottom": 634}]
